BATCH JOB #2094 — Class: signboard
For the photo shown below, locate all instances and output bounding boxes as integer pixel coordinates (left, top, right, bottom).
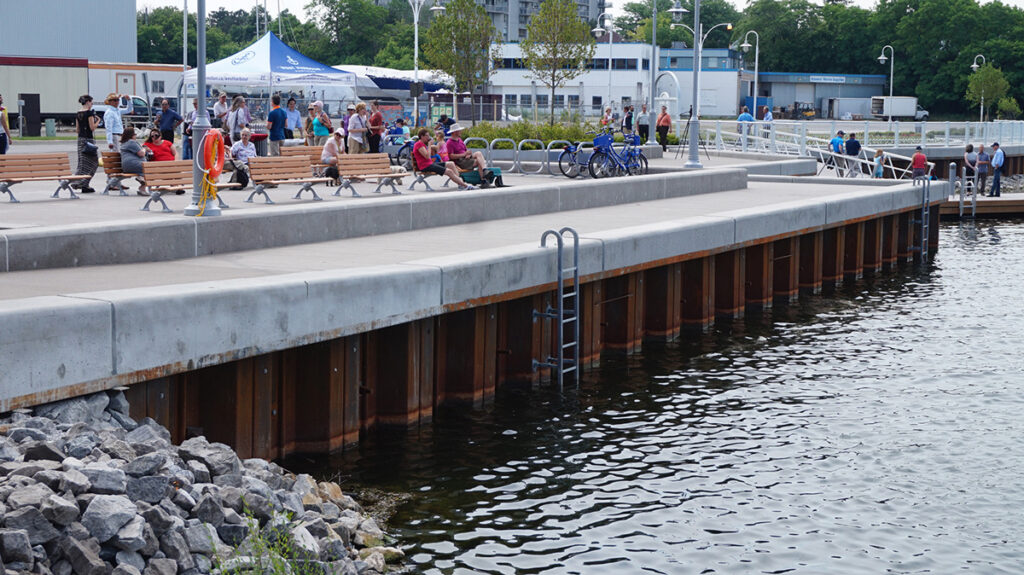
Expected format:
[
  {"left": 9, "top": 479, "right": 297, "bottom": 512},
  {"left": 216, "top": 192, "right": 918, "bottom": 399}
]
[{"left": 809, "top": 76, "right": 847, "bottom": 84}]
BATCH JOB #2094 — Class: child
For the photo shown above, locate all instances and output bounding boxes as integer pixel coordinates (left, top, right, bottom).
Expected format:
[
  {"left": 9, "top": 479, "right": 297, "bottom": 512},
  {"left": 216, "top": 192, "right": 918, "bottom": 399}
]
[{"left": 872, "top": 149, "right": 885, "bottom": 178}]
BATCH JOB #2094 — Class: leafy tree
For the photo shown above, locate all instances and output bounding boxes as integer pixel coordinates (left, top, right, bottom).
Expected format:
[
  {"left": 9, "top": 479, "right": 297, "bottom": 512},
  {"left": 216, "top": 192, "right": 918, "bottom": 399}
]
[
  {"left": 375, "top": 26, "right": 417, "bottom": 70},
  {"left": 622, "top": 0, "right": 739, "bottom": 48},
  {"left": 966, "top": 64, "right": 1009, "bottom": 121},
  {"left": 424, "top": 0, "right": 498, "bottom": 93},
  {"left": 997, "top": 97, "right": 1020, "bottom": 119},
  {"left": 308, "top": 0, "right": 390, "bottom": 65},
  {"left": 521, "top": 0, "right": 596, "bottom": 124},
  {"left": 137, "top": 7, "right": 238, "bottom": 65}
]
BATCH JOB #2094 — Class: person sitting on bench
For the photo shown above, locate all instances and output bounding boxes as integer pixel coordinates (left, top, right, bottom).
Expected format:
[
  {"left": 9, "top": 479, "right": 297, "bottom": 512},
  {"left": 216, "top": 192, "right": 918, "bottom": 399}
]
[
  {"left": 412, "top": 128, "right": 474, "bottom": 190},
  {"left": 445, "top": 123, "right": 488, "bottom": 182},
  {"left": 229, "top": 128, "right": 258, "bottom": 188}
]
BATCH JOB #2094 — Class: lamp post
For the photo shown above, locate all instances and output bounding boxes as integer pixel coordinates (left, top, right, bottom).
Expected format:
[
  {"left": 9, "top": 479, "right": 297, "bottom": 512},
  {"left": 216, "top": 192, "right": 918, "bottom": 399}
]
[
  {"left": 184, "top": 0, "right": 213, "bottom": 216},
  {"left": 672, "top": 15, "right": 731, "bottom": 167},
  {"left": 652, "top": 2, "right": 687, "bottom": 145},
  {"left": 877, "top": 45, "right": 894, "bottom": 123},
  {"left": 739, "top": 30, "right": 759, "bottom": 119},
  {"left": 971, "top": 54, "right": 986, "bottom": 123},
  {"left": 591, "top": 13, "right": 617, "bottom": 114},
  {"left": 411, "top": 0, "right": 445, "bottom": 127}
]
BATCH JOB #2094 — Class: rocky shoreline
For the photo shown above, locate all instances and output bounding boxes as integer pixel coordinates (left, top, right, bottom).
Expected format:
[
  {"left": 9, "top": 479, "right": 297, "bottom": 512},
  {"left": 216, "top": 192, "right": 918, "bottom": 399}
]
[{"left": 0, "top": 389, "right": 403, "bottom": 574}]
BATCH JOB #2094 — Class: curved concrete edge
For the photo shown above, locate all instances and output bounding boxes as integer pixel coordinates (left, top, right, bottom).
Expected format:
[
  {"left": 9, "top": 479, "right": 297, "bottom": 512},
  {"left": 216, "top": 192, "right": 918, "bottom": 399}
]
[
  {"left": 1, "top": 168, "right": 748, "bottom": 272},
  {"left": 738, "top": 159, "right": 818, "bottom": 176},
  {"left": 0, "top": 296, "right": 113, "bottom": 405},
  {"left": 748, "top": 175, "right": 907, "bottom": 187}
]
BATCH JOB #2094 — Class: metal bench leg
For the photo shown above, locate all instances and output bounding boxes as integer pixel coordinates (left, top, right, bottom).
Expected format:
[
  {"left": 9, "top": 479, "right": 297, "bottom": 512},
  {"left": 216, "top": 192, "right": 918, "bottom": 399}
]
[
  {"left": 52, "top": 180, "right": 80, "bottom": 200},
  {"left": 245, "top": 184, "right": 275, "bottom": 204},
  {"left": 0, "top": 182, "right": 19, "bottom": 203},
  {"left": 442, "top": 177, "right": 452, "bottom": 188},
  {"left": 382, "top": 177, "right": 400, "bottom": 195},
  {"left": 409, "top": 174, "right": 434, "bottom": 191},
  {"left": 103, "top": 176, "right": 128, "bottom": 196},
  {"left": 141, "top": 191, "right": 172, "bottom": 213},
  {"left": 295, "top": 182, "right": 323, "bottom": 201},
  {"left": 334, "top": 178, "right": 361, "bottom": 197},
  {"left": 216, "top": 194, "right": 230, "bottom": 209}
]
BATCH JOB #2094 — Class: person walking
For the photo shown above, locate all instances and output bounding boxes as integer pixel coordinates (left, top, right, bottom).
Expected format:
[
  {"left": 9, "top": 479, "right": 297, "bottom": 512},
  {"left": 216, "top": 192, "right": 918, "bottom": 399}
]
[
  {"left": 976, "top": 145, "right": 990, "bottom": 196},
  {"left": 872, "top": 149, "right": 885, "bottom": 178},
  {"left": 181, "top": 98, "right": 199, "bottom": 160},
  {"left": 989, "top": 142, "right": 1004, "bottom": 197},
  {"left": 761, "top": 106, "right": 773, "bottom": 139},
  {"left": 736, "top": 106, "right": 754, "bottom": 141},
  {"left": 227, "top": 96, "right": 251, "bottom": 143},
  {"left": 310, "top": 101, "right": 332, "bottom": 146},
  {"left": 284, "top": 97, "right": 301, "bottom": 140},
  {"left": 621, "top": 106, "right": 633, "bottom": 135},
  {"left": 656, "top": 106, "right": 672, "bottom": 152},
  {"left": 71, "top": 95, "right": 100, "bottom": 194},
  {"left": 637, "top": 104, "right": 650, "bottom": 142},
  {"left": 844, "top": 133, "right": 862, "bottom": 175},
  {"left": 212, "top": 93, "right": 230, "bottom": 129},
  {"left": 911, "top": 146, "right": 928, "bottom": 179},
  {"left": 347, "top": 102, "right": 368, "bottom": 154},
  {"left": 0, "top": 93, "right": 11, "bottom": 154},
  {"left": 154, "top": 99, "right": 183, "bottom": 144},
  {"left": 266, "top": 94, "right": 287, "bottom": 156},
  {"left": 368, "top": 100, "right": 384, "bottom": 154},
  {"left": 102, "top": 93, "right": 133, "bottom": 153}
]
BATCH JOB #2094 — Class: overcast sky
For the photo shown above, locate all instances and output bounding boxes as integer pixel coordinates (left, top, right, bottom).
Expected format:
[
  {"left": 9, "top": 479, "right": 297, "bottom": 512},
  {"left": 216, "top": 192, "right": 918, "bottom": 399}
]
[{"left": 138, "top": 0, "right": 1024, "bottom": 21}]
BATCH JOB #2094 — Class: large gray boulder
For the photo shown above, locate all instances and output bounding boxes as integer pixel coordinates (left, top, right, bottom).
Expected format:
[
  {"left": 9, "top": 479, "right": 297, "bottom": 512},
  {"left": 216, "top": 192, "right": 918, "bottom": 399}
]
[
  {"left": 80, "top": 463, "right": 127, "bottom": 495},
  {"left": 142, "top": 558, "right": 176, "bottom": 575},
  {"left": 0, "top": 528, "right": 33, "bottom": 563},
  {"left": 178, "top": 438, "right": 241, "bottom": 478},
  {"left": 81, "top": 495, "right": 136, "bottom": 543},
  {"left": 40, "top": 494, "right": 80, "bottom": 526},
  {"left": 112, "top": 516, "right": 147, "bottom": 552},
  {"left": 6, "top": 483, "right": 55, "bottom": 509},
  {"left": 122, "top": 453, "right": 166, "bottom": 479},
  {"left": 59, "top": 536, "right": 107, "bottom": 575},
  {"left": 4, "top": 506, "right": 60, "bottom": 545},
  {"left": 126, "top": 476, "right": 170, "bottom": 504},
  {"left": 157, "top": 530, "right": 195, "bottom": 571}
]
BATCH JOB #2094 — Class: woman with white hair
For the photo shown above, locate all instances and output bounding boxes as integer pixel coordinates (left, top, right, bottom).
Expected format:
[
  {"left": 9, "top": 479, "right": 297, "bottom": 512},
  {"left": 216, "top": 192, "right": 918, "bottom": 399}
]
[{"left": 311, "top": 101, "right": 333, "bottom": 146}]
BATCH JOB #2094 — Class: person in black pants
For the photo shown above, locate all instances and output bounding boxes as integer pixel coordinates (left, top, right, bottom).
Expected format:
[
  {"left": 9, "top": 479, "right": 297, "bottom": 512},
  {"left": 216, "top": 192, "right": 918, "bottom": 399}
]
[{"left": 637, "top": 103, "right": 649, "bottom": 143}]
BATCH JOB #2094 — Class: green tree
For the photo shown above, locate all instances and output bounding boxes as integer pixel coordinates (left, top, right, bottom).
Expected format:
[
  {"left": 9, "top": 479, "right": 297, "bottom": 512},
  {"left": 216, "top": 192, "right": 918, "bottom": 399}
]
[
  {"left": 423, "top": 0, "right": 498, "bottom": 94},
  {"left": 966, "top": 64, "right": 1009, "bottom": 121},
  {"left": 308, "top": 0, "right": 390, "bottom": 64},
  {"left": 521, "top": 0, "right": 596, "bottom": 124},
  {"left": 374, "top": 26, "right": 417, "bottom": 69},
  {"left": 997, "top": 96, "right": 1020, "bottom": 119},
  {"left": 621, "top": 0, "right": 739, "bottom": 48}
]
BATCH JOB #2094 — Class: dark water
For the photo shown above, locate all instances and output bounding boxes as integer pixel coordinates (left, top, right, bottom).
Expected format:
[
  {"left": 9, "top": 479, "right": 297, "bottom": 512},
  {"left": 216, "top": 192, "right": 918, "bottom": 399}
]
[{"left": 302, "top": 221, "right": 1024, "bottom": 574}]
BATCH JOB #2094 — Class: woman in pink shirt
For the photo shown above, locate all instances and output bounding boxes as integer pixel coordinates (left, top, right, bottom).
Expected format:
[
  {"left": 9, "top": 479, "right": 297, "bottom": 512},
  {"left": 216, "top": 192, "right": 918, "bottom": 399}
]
[{"left": 412, "top": 128, "right": 474, "bottom": 189}]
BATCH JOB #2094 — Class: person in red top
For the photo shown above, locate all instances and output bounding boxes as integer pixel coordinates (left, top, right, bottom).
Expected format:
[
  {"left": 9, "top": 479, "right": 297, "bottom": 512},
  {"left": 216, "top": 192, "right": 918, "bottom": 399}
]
[
  {"left": 911, "top": 146, "right": 928, "bottom": 179},
  {"left": 368, "top": 100, "right": 385, "bottom": 154},
  {"left": 412, "top": 128, "right": 474, "bottom": 189},
  {"left": 143, "top": 129, "right": 177, "bottom": 162},
  {"left": 656, "top": 105, "right": 672, "bottom": 152}
]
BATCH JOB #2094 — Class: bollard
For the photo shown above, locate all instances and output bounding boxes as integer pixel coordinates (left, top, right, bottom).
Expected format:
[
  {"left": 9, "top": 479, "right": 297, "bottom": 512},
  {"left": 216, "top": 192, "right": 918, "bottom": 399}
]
[
  {"left": 489, "top": 138, "right": 517, "bottom": 173},
  {"left": 516, "top": 139, "right": 546, "bottom": 175}
]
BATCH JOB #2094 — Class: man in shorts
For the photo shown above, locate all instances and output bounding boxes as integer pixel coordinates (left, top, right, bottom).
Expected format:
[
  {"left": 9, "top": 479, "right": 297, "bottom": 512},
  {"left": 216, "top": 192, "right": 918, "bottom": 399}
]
[{"left": 445, "top": 124, "right": 488, "bottom": 184}]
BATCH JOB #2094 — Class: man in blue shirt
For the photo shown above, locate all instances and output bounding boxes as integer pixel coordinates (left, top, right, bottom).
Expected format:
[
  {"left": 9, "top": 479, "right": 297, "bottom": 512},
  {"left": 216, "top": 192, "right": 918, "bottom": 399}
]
[
  {"left": 266, "top": 94, "right": 287, "bottom": 156},
  {"left": 736, "top": 106, "right": 754, "bottom": 138},
  {"left": 989, "top": 142, "right": 1004, "bottom": 197},
  {"left": 976, "top": 145, "right": 990, "bottom": 195},
  {"left": 830, "top": 130, "right": 845, "bottom": 154},
  {"left": 154, "top": 99, "right": 183, "bottom": 144}
]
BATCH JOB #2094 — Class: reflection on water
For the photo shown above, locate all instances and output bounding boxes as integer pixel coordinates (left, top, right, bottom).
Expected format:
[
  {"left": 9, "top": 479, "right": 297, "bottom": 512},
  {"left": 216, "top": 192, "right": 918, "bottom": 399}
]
[{"left": 298, "top": 221, "right": 1024, "bottom": 574}]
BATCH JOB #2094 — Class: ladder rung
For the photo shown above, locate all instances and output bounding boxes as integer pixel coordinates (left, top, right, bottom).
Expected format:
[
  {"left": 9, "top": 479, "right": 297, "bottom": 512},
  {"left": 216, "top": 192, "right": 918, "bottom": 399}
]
[
  {"left": 562, "top": 291, "right": 577, "bottom": 298},
  {"left": 562, "top": 317, "right": 576, "bottom": 324},
  {"left": 562, "top": 343, "right": 575, "bottom": 349}
]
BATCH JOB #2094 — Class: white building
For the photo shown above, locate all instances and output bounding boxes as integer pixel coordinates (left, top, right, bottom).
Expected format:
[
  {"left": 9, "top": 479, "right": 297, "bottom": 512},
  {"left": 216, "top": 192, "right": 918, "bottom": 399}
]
[
  {"left": 0, "top": 0, "right": 137, "bottom": 63},
  {"left": 490, "top": 42, "right": 749, "bottom": 120}
]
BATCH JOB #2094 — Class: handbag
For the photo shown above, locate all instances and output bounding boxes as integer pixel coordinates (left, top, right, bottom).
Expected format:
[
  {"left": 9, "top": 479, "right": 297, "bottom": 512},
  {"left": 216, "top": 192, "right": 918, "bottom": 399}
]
[{"left": 83, "top": 141, "right": 99, "bottom": 155}]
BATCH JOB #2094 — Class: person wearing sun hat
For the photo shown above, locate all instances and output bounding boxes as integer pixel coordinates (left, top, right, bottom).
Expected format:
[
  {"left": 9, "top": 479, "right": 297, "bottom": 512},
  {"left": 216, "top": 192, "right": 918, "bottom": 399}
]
[
  {"left": 102, "top": 93, "right": 133, "bottom": 152},
  {"left": 445, "top": 123, "right": 488, "bottom": 183}
]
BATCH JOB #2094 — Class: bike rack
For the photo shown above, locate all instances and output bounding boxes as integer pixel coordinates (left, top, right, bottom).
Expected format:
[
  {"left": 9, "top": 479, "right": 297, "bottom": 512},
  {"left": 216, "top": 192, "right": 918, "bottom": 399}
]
[
  {"left": 516, "top": 139, "right": 547, "bottom": 175},
  {"left": 463, "top": 137, "right": 490, "bottom": 163},
  {"left": 489, "top": 138, "right": 518, "bottom": 173},
  {"left": 546, "top": 140, "right": 572, "bottom": 176}
]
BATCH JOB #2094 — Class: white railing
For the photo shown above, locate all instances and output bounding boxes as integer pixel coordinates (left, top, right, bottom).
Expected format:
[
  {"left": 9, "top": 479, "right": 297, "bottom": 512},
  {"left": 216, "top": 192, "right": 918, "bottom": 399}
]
[{"left": 709, "top": 120, "right": 1024, "bottom": 150}]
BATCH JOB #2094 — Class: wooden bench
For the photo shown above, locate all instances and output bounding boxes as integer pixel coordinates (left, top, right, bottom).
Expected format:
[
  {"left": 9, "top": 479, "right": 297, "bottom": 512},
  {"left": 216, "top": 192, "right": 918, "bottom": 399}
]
[
  {"left": 101, "top": 151, "right": 134, "bottom": 196},
  {"left": 140, "top": 160, "right": 239, "bottom": 212},
  {"left": 333, "top": 153, "right": 402, "bottom": 197},
  {"left": 248, "top": 156, "right": 333, "bottom": 203},
  {"left": 0, "top": 153, "right": 91, "bottom": 202},
  {"left": 280, "top": 145, "right": 328, "bottom": 175}
]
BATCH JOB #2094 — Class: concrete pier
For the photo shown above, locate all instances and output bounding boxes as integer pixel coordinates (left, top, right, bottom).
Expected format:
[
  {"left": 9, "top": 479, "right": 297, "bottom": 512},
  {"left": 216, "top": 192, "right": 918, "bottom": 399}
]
[{"left": 0, "top": 158, "right": 946, "bottom": 458}]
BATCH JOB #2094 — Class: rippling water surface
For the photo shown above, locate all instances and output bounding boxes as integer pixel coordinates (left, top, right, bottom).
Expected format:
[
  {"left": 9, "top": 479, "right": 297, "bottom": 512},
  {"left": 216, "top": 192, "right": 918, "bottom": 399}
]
[{"left": 306, "top": 221, "right": 1024, "bottom": 574}]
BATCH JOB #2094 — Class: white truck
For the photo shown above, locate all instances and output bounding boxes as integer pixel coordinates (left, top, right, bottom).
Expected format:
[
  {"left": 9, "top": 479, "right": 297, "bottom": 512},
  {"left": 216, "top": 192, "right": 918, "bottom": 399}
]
[
  {"left": 826, "top": 98, "right": 873, "bottom": 120},
  {"left": 871, "top": 96, "right": 929, "bottom": 121}
]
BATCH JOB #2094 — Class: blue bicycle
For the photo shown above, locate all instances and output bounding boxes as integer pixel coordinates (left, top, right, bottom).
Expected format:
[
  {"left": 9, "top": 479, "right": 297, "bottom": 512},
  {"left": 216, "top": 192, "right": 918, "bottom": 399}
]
[
  {"left": 587, "top": 132, "right": 648, "bottom": 178},
  {"left": 557, "top": 139, "right": 593, "bottom": 178}
]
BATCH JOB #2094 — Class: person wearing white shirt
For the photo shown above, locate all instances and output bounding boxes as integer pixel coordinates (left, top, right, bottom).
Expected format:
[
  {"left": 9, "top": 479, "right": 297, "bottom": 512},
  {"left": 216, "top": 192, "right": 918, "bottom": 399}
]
[{"left": 102, "top": 93, "right": 133, "bottom": 152}]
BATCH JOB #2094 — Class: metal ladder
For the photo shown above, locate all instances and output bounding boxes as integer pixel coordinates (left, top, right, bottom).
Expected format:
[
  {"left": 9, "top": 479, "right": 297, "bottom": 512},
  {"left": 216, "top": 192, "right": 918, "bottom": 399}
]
[
  {"left": 958, "top": 163, "right": 977, "bottom": 219},
  {"left": 533, "top": 227, "right": 580, "bottom": 390},
  {"left": 913, "top": 175, "right": 931, "bottom": 258}
]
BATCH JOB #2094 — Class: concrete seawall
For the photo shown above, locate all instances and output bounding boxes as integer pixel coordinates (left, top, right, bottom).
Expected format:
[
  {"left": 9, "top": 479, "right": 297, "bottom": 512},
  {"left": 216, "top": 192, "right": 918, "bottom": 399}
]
[{"left": 1, "top": 177, "right": 948, "bottom": 416}]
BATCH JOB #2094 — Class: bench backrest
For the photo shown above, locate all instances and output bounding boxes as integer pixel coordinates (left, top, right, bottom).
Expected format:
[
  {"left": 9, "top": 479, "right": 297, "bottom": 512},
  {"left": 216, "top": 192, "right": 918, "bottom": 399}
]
[
  {"left": 0, "top": 153, "right": 74, "bottom": 180},
  {"left": 101, "top": 152, "right": 124, "bottom": 174},
  {"left": 143, "top": 160, "right": 194, "bottom": 190},
  {"left": 280, "top": 146, "right": 322, "bottom": 164},
  {"left": 249, "top": 156, "right": 317, "bottom": 182},
  {"left": 339, "top": 153, "right": 392, "bottom": 176}
]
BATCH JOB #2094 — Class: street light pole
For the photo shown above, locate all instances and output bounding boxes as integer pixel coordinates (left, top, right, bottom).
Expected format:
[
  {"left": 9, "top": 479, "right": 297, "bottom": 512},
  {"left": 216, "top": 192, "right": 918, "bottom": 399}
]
[
  {"left": 877, "top": 45, "right": 894, "bottom": 123},
  {"left": 592, "top": 13, "right": 616, "bottom": 115},
  {"left": 184, "top": 0, "right": 214, "bottom": 216},
  {"left": 684, "top": 0, "right": 702, "bottom": 168},
  {"left": 410, "top": 0, "right": 445, "bottom": 128},
  {"left": 971, "top": 54, "right": 986, "bottom": 123},
  {"left": 740, "top": 30, "right": 759, "bottom": 119}
]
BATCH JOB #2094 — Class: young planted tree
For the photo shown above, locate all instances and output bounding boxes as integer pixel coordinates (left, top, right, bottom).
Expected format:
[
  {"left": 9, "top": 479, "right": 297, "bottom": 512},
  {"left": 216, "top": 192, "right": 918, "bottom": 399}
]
[
  {"left": 966, "top": 64, "right": 1009, "bottom": 122},
  {"left": 424, "top": 0, "right": 499, "bottom": 97},
  {"left": 521, "top": 0, "right": 596, "bottom": 124}
]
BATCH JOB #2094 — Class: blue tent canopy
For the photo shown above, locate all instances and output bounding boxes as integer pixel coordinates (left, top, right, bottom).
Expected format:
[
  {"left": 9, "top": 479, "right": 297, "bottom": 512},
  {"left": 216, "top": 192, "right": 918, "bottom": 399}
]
[{"left": 185, "top": 32, "right": 354, "bottom": 89}]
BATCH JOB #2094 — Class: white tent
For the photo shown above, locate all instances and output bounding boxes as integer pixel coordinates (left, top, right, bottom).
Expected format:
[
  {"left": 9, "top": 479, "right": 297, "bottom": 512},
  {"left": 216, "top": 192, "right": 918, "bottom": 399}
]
[{"left": 184, "top": 32, "right": 355, "bottom": 95}]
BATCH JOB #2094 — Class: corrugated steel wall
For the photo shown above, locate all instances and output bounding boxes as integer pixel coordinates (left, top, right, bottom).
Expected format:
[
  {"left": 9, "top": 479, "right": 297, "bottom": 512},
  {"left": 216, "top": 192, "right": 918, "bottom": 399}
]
[{"left": 0, "top": 0, "right": 137, "bottom": 63}]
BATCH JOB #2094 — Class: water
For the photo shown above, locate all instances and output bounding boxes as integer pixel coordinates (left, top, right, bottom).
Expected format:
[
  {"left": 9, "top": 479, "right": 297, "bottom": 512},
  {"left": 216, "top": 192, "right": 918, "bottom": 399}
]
[{"left": 298, "top": 221, "right": 1024, "bottom": 574}]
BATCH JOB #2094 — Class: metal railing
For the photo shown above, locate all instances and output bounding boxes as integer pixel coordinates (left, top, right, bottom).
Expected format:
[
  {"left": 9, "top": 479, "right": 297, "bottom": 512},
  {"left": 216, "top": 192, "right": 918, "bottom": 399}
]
[{"left": 710, "top": 120, "right": 1024, "bottom": 149}]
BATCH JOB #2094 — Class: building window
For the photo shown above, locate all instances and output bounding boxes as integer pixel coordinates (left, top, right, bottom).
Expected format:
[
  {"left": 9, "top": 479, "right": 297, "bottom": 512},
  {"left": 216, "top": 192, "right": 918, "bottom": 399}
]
[
  {"left": 592, "top": 96, "right": 602, "bottom": 112},
  {"left": 520, "top": 94, "right": 532, "bottom": 106},
  {"left": 568, "top": 94, "right": 580, "bottom": 107},
  {"left": 612, "top": 58, "right": 636, "bottom": 70},
  {"left": 536, "top": 94, "right": 549, "bottom": 107},
  {"left": 505, "top": 94, "right": 517, "bottom": 107},
  {"left": 642, "top": 59, "right": 649, "bottom": 71},
  {"left": 554, "top": 94, "right": 565, "bottom": 107},
  {"left": 589, "top": 58, "right": 608, "bottom": 70},
  {"left": 151, "top": 80, "right": 165, "bottom": 93}
]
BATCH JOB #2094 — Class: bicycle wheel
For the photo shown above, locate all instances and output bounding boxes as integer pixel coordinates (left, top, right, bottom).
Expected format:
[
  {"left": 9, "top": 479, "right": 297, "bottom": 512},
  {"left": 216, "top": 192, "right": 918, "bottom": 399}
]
[
  {"left": 397, "top": 144, "right": 413, "bottom": 171},
  {"left": 628, "top": 154, "right": 649, "bottom": 176},
  {"left": 559, "top": 149, "right": 580, "bottom": 178},
  {"left": 588, "top": 151, "right": 613, "bottom": 179}
]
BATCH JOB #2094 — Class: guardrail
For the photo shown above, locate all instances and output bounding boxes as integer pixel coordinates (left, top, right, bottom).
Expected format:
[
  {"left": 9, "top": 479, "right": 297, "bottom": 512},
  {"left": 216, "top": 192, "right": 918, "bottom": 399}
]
[{"left": 710, "top": 120, "right": 1024, "bottom": 150}]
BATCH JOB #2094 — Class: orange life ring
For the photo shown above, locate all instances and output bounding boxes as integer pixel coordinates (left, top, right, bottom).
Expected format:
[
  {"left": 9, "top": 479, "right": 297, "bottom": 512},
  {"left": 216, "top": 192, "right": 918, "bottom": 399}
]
[{"left": 203, "top": 129, "right": 225, "bottom": 179}]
